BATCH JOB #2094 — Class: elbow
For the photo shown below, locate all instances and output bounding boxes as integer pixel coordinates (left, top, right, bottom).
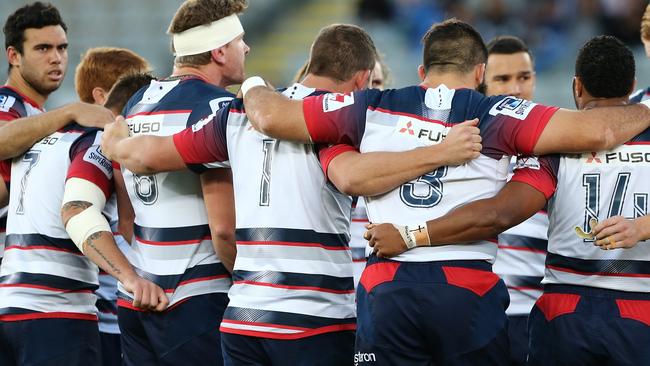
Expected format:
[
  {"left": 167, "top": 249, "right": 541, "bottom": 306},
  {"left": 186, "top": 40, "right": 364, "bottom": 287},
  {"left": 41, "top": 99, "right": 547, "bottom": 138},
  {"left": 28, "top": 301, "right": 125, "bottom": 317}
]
[
  {"left": 210, "top": 225, "right": 235, "bottom": 246},
  {"left": 483, "top": 207, "right": 515, "bottom": 237}
]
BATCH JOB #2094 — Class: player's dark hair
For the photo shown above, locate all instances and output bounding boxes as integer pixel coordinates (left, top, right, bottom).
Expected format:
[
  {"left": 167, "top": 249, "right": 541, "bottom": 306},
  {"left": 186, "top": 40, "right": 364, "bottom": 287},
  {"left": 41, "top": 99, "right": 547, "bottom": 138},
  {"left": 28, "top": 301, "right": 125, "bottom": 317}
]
[
  {"left": 306, "top": 24, "right": 377, "bottom": 82},
  {"left": 168, "top": 0, "right": 248, "bottom": 67},
  {"left": 575, "top": 35, "right": 635, "bottom": 98},
  {"left": 422, "top": 18, "right": 487, "bottom": 74},
  {"left": 104, "top": 73, "right": 155, "bottom": 114},
  {"left": 486, "top": 35, "right": 533, "bottom": 63},
  {"left": 3, "top": 2, "right": 67, "bottom": 73}
]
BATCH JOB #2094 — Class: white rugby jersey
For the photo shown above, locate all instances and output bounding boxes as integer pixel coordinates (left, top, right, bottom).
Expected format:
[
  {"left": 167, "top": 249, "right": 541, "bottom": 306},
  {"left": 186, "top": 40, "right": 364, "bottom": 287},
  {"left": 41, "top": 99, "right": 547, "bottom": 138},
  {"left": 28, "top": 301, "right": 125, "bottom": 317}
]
[
  {"left": 173, "top": 83, "right": 355, "bottom": 339},
  {"left": 0, "top": 128, "right": 113, "bottom": 321},
  {"left": 513, "top": 132, "right": 650, "bottom": 293},
  {"left": 117, "top": 76, "right": 234, "bottom": 310},
  {"left": 350, "top": 197, "right": 370, "bottom": 286},
  {"left": 310, "top": 85, "right": 558, "bottom": 264},
  {"left": 0, "top": 86, "right": 43, "bottom": 265},
  {"left": 492, "top": 157, "right": 548, "bottom": 316}
]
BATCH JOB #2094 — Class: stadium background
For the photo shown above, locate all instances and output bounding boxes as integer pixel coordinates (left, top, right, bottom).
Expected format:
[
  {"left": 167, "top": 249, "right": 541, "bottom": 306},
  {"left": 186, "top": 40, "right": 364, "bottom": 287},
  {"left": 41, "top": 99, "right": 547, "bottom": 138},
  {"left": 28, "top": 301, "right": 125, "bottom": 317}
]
[{"left": 0, "top": 0, "right": 649, "bottom": 109}]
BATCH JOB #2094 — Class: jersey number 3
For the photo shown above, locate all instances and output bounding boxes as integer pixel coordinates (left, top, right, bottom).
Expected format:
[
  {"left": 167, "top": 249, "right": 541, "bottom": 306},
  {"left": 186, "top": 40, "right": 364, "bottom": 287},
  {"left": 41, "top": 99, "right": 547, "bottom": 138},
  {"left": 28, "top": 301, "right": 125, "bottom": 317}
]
[{"left": 400, "top": 166, "right": 447, "bottom": 208}]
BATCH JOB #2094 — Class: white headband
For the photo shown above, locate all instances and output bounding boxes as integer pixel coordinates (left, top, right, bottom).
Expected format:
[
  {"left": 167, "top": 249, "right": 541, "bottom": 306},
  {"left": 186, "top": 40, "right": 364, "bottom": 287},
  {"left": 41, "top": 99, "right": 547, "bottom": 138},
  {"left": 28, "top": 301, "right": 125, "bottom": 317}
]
[{"left": 172, "top": 14, "right": 244, "bottom": 57}]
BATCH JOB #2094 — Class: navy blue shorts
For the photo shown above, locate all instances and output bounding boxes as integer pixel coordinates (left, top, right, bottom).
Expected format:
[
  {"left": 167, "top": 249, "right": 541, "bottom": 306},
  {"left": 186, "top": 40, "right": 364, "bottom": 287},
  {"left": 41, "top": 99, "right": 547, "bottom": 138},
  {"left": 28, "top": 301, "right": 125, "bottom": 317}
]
[
  {"left": 506, "top": 315, "right": 528, "bottom": 366},
  {"left": 119, "top": 293, "right": 228, "bottom": 366},
  {"left": 0, "top": 318, "right": 100, "bottom": 366},
  {"left": 100, "top": 331, "right": 122, "bottom": 366},
  {"left": 221, "top": 330, "right": 354, "bottom": 365},
  {"left": 528, "top": 284, "right": 650, "bottom": 366},
  {"left": 355, "top": 255, "right": 510, "bottom": 366}
]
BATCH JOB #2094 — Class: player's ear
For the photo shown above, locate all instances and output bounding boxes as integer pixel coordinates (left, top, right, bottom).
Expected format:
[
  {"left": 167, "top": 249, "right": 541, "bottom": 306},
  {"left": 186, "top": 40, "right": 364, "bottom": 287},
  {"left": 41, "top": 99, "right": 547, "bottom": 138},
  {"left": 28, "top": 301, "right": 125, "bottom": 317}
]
[
  {"left": 92, "top": 87, "right": 107, "bottom": 105},
  {"left": 474, "top": 63, "right": 486, "bottom": 88},
  {"left": 211, "top": 47, "right": 226, "bottom": 66},
  {"left": 355, "top": 69, "right": 371, "bottom": 90},
  {"left": 6, "top": 46, "right": 21, "bottom": 68},
  {"left": 573, "top": 77, "right": 583, "bottom": 98},
  {"left": 417, "top": 65, "right": 426, "bottom": 81}
]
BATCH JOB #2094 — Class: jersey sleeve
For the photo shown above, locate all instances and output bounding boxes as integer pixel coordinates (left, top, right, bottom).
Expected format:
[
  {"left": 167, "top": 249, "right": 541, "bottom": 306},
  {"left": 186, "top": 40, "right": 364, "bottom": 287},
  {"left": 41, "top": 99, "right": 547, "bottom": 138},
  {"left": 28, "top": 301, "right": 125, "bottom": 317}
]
[
  {"left": 0, "top": 159, "right": 11, "bottom": 186},
  {"left": 302, "top": 90, "right": 368, "bottom": 147},
  {"left": 67, "top": 130, "right": 114, "bottom": 199},
  {"left": 318, "top": 144, "right": 358, "bottom": 175},
  {"left": 509, "top": 155, "right": 560, "bottom": 199},
  {"left": 478, "top": 96, "right": 559, "bottom": 156},
  {"left": 0, "top": 94, "right": 24, "bottom": 121},
  {"left": 172, "top": 103, "right": 230, "bottom": 174}
]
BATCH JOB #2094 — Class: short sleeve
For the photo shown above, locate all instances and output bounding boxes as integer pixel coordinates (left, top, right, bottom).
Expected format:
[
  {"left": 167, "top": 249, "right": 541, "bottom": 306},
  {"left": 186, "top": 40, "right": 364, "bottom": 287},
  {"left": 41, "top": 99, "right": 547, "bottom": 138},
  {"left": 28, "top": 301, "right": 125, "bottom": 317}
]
[
  {"left": 67, "top": 130, "right": 114, "bottom": 198},
  {"left": 318, "top": 144, "right": 358, "bottom": 175},
  {"left": 509, "top": 155, "right": 560, "bottom": 199},
  {"left": 479, "top": 96, "right": 559, "bottom": 157},
  {"left": 173, "top": 104, "right": 230, "bottom": 174},
  {"left": 302, "top": 90, "right": 368, "bottom": 147}
]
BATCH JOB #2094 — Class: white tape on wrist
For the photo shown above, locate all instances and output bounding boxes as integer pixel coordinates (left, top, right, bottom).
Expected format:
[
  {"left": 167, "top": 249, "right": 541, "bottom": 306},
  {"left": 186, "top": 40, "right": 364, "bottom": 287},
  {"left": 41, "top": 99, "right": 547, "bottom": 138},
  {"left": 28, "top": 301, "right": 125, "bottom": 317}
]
[
  {"left": 393, "top": 223, "right": 431, "bottom": 250},
  {"left": 241, "top": 76, "right": 266, "bottom": 97}
]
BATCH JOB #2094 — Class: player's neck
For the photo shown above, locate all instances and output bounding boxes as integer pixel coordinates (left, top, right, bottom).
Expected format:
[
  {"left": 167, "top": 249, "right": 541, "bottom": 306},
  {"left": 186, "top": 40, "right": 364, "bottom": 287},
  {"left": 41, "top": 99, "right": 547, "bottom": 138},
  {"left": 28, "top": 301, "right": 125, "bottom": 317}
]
[
  {"left": 171, "top": 65, "right": 227, "bottom": 88},
  {"left": 420, "top": 73, "right": 477, "bottom": 91},
  {"left": 300, "top": 74, "right": 355, "bottom": 94},
  {"left": 5, "top": 71, "right": 47, "bottom": 107},
  {"left": 581, "top": 98, "right": 628, "bottom": 110}
]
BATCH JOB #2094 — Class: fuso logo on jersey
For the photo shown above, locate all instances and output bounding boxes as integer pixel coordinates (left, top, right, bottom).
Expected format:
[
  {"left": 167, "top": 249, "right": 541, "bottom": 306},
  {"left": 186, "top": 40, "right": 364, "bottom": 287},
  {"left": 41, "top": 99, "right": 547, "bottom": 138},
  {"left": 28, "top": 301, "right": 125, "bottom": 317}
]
[
  {"left": 323, "top": 93, "right": 354, "bottom": 112},
  {"left": 396, "top": 117, "right": 449, "bottom": 144},
  {"left": 0, "top": 95, "right": 16, "bottom": 112},
  {"left": 83, "top": 145, "right": 113, "bottom": 179},
  {"left": 488, "top": 97, "right": 536, "bottom": 120}
]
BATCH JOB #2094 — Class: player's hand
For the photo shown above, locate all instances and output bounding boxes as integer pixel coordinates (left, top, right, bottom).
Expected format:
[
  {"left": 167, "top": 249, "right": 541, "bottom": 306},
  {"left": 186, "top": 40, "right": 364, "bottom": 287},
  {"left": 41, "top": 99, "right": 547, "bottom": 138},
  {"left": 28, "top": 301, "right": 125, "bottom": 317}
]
[
  {"left": 438, "top": 118, "right": 481, "bottom": 165},
  {"left": 592, "top": 216, "right": 643, "bottom": 250},
  {"left": 121, "top": 274, "right": 169, "bottom": 312},
  {"left": 68, "top": 102, "right": 114, "bottom": 129},
  {"left": 101, "top": 116, "right": 130, "bottom": 160},
  {"left": 364, "top": 223, "right": 408, "bottom": 258}
]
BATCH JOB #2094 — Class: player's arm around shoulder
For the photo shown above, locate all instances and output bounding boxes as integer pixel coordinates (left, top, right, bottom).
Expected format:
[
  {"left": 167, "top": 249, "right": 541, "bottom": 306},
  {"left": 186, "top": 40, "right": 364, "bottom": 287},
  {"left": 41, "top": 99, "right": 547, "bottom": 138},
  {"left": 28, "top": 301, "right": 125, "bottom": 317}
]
[
  {"left": 534, "top": 103, "right": 650, "bottom": 155},
  {"left": 101, "top": 116, "right": 185, "bottom": 175},
  {"left": 242, "top": 78, "right": 311, "bottom": 142}
]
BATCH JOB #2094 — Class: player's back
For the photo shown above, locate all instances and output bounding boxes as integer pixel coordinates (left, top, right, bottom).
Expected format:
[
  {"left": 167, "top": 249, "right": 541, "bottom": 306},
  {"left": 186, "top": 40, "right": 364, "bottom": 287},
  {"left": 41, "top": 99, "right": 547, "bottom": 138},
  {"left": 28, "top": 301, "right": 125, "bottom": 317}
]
[
  {"left": 119, "top": 77, "right": 233, "bottom": 308},
  {"left": 220, "top": 84, "right": 355, "bottom": 338},
  {"left": 352, "top": 85, "right": 557, "bottom": 263},
  {"left": 0, "top": 86, "right": 43, "bottom": 265},
  {"left": 545, "top": 128, "right": 650, "bottom": 292},
  {"left": 0, "top": 125, "right": 99, "bottom": 320}
]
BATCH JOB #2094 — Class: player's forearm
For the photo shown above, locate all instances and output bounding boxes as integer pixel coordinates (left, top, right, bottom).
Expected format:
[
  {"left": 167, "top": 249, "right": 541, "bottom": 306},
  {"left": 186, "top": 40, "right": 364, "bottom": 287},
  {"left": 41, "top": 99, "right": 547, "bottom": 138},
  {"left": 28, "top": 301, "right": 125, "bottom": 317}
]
[
  {"left": 534, "top": 105, "right": 650, "bottom": 155},
  {"left": 422, "top": 200, "right": 510, "bottom": 246},
  {"left": 0, "top": 106, "right": 72, "bottom": 159},
  {"left": 81, "top": 231, "right": 140, "bottom": 283},
  {"left": 244, "top": 86, "right": 310, "bottom": 142},
  {"left": 329, "top": 146, "right": 449, "bottom": 196}
]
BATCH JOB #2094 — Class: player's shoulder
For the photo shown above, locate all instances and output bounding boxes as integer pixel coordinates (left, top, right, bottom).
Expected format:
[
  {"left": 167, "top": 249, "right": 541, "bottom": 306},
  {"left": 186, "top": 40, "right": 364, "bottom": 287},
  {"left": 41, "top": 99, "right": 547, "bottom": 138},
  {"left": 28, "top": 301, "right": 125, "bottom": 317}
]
[
  {"left": 0, "top": 86, "right": 35, "bottom": 115},
  {"left": 365, "top": 85, "right": 425, "bottom": 112}
]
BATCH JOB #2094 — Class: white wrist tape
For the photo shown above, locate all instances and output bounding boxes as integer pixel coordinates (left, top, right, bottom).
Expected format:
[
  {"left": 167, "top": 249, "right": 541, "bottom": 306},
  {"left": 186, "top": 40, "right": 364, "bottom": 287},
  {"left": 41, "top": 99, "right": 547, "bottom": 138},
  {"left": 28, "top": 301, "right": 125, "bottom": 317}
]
[
  {"left": 393, "top": 223, "right": 431, "bottom": 250},
  {"left": 241, "top": 76, "right": 266, "bottom": 97},
  {"left": 62, "top": 178, "right": 110, "bottom": 253},
  {"left": 65, "top": 208, "right": 111, "bottom": 254}
]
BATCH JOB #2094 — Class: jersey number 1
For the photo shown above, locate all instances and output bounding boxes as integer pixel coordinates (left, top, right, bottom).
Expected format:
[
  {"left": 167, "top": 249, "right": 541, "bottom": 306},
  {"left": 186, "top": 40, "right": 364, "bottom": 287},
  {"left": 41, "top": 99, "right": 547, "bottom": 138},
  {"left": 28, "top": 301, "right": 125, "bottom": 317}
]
[{"left": 259, "top": 139, "right": 275, "bottom": 206}]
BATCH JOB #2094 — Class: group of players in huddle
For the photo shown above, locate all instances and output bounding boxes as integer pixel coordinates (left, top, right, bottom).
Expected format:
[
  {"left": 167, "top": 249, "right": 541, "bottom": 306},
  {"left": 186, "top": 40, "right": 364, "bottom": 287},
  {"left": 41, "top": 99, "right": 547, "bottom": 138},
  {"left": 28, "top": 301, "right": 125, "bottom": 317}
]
[{"left": 1, "top": 0, "right": 650, "bottom": 365}]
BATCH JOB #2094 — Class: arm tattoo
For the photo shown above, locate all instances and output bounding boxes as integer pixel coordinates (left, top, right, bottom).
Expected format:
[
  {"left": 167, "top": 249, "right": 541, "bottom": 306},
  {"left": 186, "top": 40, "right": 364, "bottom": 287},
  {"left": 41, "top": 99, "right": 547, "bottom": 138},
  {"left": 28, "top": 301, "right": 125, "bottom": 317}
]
[
  {"left": 62, "top": 200, "right": 92, "bottom": 211},
  {"left": 84, "top": 231, "right": 122, "bottom": 276}
]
